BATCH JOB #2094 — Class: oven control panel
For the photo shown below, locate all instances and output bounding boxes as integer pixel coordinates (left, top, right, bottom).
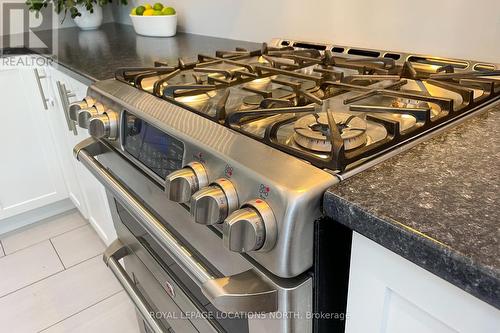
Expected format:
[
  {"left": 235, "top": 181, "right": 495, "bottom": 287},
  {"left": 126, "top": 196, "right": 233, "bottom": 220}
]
[
  {"left": 71, "top": 100, "right": 185, "bottom": 180},
  {"left": 122, "top": 112, "right": 184, "bottom": 179}
]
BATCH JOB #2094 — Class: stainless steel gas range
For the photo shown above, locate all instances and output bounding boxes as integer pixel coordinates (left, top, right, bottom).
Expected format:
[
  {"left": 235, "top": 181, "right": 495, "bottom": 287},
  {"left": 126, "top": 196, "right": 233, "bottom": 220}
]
[{"left": 69, "top": 38, "right": 500, "bottom": 333}]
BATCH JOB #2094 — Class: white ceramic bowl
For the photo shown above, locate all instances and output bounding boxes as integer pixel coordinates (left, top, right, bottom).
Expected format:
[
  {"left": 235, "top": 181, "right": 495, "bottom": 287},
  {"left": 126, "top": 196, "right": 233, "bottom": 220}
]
[{"left": 130, "top": 14, "right": 177, "bottom": 37}]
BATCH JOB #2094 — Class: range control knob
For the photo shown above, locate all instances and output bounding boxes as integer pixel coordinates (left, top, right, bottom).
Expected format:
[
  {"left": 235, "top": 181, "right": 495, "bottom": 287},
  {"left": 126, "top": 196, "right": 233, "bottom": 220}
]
[
  {"left": 223, "top": 199, "right": 277, "bottom": 253},
  {"left": 77, "top": 107, "right": 98, "bottom": 129},
  {"left": 165, "top": 162, "right": 208, "bottom": 203},
  {"left": 88, "top": 111, "right": 119, "bottom": 140},
  {"left": 77, "top": 102, "right": 105, "bottom": 129},
  {"left": 69, "top": 96, "right": 96, "bottom": 122},
  {"left": 190, "top": 179, "right": 238, "bottom": 225}
]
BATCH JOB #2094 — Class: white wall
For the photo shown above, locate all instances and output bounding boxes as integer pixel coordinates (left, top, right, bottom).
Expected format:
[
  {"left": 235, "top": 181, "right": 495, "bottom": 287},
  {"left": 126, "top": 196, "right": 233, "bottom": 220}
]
[
  {"left": 128, "top": 0, "right": 500, "bottom": 63},
  {"left": 3, "top": 0, "right": 499, "bottom": 63}
]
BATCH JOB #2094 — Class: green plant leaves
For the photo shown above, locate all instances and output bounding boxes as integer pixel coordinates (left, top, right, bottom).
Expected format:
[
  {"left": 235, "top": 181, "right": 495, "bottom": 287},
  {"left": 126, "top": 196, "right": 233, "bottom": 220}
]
[{"left": 25, "top": 0, "right": 128, "bottom": 21}]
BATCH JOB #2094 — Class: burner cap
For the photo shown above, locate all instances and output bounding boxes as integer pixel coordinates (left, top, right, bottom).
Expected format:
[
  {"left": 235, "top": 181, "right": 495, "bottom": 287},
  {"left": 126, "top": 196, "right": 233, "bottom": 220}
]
[
  {"left": 243, "top": 94, "right": 264, "bottom": 106},
  {"left": 293, "top": 113, "right": 367, "bottom": 152},
  {"left": 175, "top": 91, "right": 217, "bottom": 105},
  {"left": 242, "top": 79, "right": 318, "bottom": 106}
]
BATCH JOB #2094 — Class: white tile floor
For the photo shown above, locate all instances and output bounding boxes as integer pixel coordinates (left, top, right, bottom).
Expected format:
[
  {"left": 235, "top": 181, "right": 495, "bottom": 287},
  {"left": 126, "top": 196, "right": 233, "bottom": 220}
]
[{"left": 0, "top": 210, "right": 140, "bottom": 333}]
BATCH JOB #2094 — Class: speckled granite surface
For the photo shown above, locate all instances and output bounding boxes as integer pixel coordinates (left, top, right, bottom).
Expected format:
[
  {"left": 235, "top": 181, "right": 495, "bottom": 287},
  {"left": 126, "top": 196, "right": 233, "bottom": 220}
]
[
  {"left": 324, "top": 105, "right": 500, "bottom": 309},
  {"left": 2, "top": 23, "right": 259, "bottom": 84}
]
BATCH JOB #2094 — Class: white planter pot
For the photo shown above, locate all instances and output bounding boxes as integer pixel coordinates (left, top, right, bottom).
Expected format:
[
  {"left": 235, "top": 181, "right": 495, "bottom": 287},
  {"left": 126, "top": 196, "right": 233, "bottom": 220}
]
[{"left": 73, "top": 4, "right": 103, "bottom": 30}]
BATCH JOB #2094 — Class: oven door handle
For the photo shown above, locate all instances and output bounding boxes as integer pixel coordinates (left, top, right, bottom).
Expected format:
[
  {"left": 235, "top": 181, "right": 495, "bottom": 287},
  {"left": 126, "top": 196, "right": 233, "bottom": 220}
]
[
  {"left": 74, "top": 137, "right": 278, "bottom": 313},
  {"left": 103, "top": 239, "right": 168, "bottom": 333}
]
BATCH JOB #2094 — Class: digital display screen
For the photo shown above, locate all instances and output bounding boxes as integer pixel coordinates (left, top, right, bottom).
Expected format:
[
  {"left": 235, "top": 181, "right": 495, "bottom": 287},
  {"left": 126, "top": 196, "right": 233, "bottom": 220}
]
[{"left": 123, "top": 112, "right": 184, "bottom": 179}]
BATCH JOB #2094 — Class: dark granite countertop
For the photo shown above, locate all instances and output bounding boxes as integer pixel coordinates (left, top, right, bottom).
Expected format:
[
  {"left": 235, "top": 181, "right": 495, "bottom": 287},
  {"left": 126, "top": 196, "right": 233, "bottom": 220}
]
[
  {"left": 2, "top": 23, "right": 259, "bottom": 84},
  {"left": 324, "top": 105, "right": 500, "bottom": 309}
]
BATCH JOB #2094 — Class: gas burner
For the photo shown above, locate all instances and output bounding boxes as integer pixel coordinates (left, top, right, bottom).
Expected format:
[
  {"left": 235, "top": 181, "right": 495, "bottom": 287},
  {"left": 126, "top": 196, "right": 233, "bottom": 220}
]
[
  {"left": 293, "top": 113, "right": 367, "bottom": 152},
  {"left": 175, "top": 91, "right": 217, "bottom": 105},
  {"left": 245, "top": 77, "right": 273, "bottom": 90},
  {"left": 242, "top": 80, "right": 319, "bottom": 107}
]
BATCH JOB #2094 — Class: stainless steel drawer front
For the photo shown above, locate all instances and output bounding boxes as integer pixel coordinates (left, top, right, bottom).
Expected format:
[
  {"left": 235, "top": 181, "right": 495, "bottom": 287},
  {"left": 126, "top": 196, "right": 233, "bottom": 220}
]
[
  {"left": 103, "top": 240, "right": 168, "bottom": 333},
  {"left": 111, "top": 205, "right": 245, "bottom": 333}
]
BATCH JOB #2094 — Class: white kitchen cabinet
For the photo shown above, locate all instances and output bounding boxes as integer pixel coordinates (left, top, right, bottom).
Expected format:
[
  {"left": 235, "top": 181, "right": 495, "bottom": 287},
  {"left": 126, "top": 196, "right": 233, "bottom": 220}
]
[
  {"left": 46, "top": 68, "right": 88, "bottom": 219},
  {"left": 345, "top": 232, "right": 500, "bottom": 333},
  {"left": 47, "top": 67, "right": 116, "bottom": 245},
  {"left": 0, "top": 65, "right": 68, "bottom": 221},
  {"left": 0, "top": 58, "right": 116, "bottom": 243}
]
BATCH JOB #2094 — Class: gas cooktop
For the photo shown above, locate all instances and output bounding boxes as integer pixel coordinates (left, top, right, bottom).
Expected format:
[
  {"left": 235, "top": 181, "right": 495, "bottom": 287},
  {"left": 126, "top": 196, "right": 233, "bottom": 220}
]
[{"left": 114, "top": 39, "right": 500, "bottom": 173}]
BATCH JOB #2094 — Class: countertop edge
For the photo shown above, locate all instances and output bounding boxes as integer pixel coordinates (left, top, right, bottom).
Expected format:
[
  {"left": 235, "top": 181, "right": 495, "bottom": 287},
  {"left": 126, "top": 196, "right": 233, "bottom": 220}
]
[
  {"left": 48, "top": 59, "right": 96, "bottom": 86},
  {"left": 323, "top": 190, "right": 500, "bottom": 310}
]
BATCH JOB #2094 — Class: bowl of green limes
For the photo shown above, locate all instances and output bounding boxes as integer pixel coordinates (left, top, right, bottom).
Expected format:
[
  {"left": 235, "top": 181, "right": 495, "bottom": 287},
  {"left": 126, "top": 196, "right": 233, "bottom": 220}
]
[{"left": 130, "top": 3, "right": 177, "bottom": 37}]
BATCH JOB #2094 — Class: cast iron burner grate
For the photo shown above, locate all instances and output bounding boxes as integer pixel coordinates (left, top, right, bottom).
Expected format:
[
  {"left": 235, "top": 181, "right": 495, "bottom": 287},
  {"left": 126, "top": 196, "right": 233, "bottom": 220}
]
[{"left": 114, "top": 43, "right": 500, "bottom": 172}]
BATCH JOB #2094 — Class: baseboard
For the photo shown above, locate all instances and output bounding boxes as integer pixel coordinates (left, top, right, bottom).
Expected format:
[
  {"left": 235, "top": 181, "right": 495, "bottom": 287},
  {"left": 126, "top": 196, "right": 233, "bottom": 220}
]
[
  {"left": 0, "top": 199, "right": 75, "bottom": 236},
  {"left": 88, "top": 216, "right": 111, "bottom": 246}
]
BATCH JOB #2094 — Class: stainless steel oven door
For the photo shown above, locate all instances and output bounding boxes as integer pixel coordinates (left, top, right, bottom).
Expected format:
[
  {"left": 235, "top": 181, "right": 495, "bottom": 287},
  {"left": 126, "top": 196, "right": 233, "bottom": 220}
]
[{"left": 76, "top": 138, "right": 313, "bottom": 333}]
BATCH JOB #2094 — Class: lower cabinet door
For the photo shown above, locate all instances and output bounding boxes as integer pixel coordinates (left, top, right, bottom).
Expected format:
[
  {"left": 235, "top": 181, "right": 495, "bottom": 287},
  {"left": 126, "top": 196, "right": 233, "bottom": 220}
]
[
  {"left": 0, "top": 67, "right": 68, "bottom": 220},
  {"left": 48, "top": 68, "right": 89, "bottom": 218},
  {"left": 345, "top": 233, "right": 500, "bottom": 333},
  {"left": 48, "top": 67, "right": 116, "bottom": 245},
  {"left": 74, "top": 162, "right": 116, "bottom": 245}
]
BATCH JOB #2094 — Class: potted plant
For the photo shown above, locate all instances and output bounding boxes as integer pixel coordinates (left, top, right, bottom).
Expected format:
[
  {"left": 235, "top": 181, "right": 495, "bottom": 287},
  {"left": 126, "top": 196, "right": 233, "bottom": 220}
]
[{"left": 26, "top": 0, "right": 128, "bottom": 30}]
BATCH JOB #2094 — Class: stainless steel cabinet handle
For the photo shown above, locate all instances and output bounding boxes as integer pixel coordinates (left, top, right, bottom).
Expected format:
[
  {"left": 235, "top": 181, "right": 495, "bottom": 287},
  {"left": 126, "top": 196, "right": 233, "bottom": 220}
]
[
  {"left": 56, "top": 81, "right": 78, "bottom": 135},
  {"left": 103, "top": 240, "right": 167, "bottom": 333},
  {"left": 33, "top": 68, "right": 49, "bottom": 110},
  {"left": 60, "top": 82, "right": 78, "bottom": 135},
  {"left": 74, "top": 138, "right": 278, "bottom": 313}
]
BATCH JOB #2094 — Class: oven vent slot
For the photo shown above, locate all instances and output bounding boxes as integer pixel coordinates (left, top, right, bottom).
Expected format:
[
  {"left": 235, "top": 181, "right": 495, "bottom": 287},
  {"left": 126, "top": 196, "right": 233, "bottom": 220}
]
[
  {"left": 332, "top": 47, "right": 345, "bottom": 53},
  {"left": 383, "top": 53, "right": 401, "bottom": 60},
  {"left": 473, "top": 63, "right": 496, "bottom": 71},
  {"left": 293, "top": 42, "right": 327, "bottom": 50},
  {"left": 347, "top": 49, "right": 380, "bottom": 57},
  {"left": 407, "top": 56, "right": 468, "bottom": 69}
]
